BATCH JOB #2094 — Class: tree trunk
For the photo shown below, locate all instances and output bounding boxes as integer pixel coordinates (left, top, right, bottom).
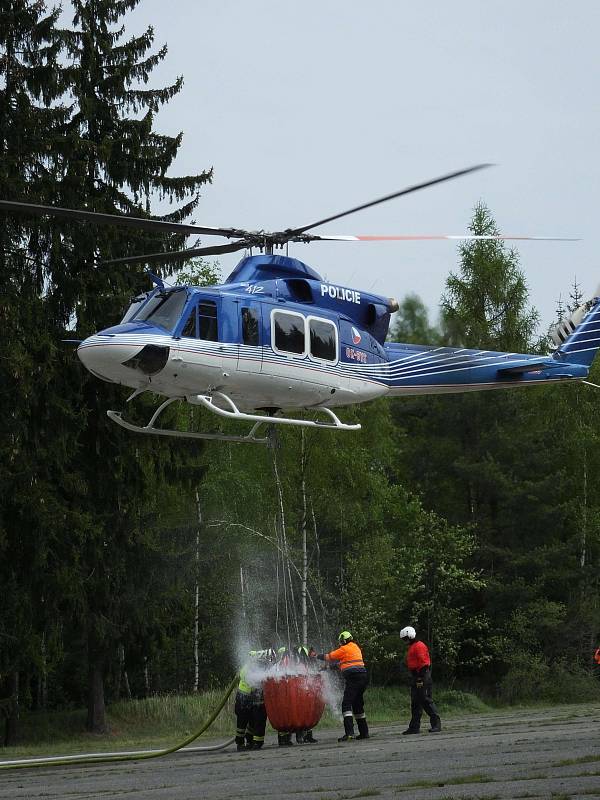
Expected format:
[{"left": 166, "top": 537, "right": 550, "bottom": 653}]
[
  {"left": 580, "top": 444, "right": 587, "bottom": 568},
  {"left": 143, "top": 656, "right": 150, "bottom": 697},
  {"left": 86, "top": 652, "right": 107, "bottom": 733},
  {"left": 4, "top": 672, "right": 19, "bottom": 746},
  {"left": 194, "top": 489, "right": 202, "bottom": 692}
]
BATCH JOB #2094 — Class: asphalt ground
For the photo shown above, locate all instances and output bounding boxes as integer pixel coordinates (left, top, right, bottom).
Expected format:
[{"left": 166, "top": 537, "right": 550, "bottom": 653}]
[{"left": 1, "top": 703, "right": 599, "bottom": 800}]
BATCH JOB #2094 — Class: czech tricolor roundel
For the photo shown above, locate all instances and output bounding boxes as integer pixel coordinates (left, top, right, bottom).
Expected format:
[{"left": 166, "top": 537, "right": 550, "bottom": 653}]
[{"left": 351, "top": 326, "right": 362, "bottom": 345}]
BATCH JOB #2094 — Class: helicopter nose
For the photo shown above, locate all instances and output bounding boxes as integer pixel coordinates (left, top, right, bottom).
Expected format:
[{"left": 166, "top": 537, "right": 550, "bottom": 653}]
[
  {"left": 77, "top": 336, "right": 117, "bottom": 381},
  {"left": 77, "top": 335, "right": 150, "bottom": 382}
]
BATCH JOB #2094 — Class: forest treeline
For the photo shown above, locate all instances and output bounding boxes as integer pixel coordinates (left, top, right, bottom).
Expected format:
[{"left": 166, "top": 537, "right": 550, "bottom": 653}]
[{"left": 1, "top": 1, "right": 599, "bottom": 745}]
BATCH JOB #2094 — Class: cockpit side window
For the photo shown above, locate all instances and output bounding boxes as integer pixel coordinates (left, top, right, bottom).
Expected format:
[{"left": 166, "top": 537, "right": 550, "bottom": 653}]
[
  {"left": 198, "top": 300, "right": 218, "bottom": 341},
  {"left": 181, "top": 306, "right": 198, "bottom": 338},
  {"left": 242, "top": 307, "right": 260, "bottom": 345},
  {"left": 133, "top": 289, "right": 188, "bottom": 333}
]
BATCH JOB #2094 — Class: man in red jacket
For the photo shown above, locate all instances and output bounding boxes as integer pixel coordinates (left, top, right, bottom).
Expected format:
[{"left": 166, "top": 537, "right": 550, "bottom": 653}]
[{"left": 400, "top": 626, "right": 441, "bottom": 735}]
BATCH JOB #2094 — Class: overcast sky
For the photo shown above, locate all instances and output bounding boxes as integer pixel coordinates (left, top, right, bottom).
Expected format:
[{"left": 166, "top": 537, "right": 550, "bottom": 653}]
[{"left": 115, "top": 0, "right": 600, "bottom": 330}]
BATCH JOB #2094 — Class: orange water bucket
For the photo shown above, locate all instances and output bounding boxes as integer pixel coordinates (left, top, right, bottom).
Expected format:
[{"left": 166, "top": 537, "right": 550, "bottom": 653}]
[{"left": 263, "top": 673, "right": 325, "bottom": 732}]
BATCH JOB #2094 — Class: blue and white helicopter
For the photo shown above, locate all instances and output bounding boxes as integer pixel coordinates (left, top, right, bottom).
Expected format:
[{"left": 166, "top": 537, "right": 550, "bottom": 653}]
[{"left": 2, "top": 165, "right": 596, "bottom": 445}]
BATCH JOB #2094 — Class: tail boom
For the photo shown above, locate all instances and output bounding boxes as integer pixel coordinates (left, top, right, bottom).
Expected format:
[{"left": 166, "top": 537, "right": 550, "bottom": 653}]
[{"left": 382, "top": 343, "right": 589, "bottom": 397}]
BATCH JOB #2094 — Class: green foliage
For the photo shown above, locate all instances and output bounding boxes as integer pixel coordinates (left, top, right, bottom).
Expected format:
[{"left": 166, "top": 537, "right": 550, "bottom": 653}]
[
  {"left": 175, "top": 259, "right": 221, "bottom": 287},
  {"left": 389, "top": 293, "right": 441, "bottom": 345},
  {"left": 441, "top": 201, "right": 539, "bottom": 352},
  {"left": 340, "top": 489, "right": 485, "bottom": 680},
  {"left": 498, "top": 657, "right": 600, "bottom": 705}
]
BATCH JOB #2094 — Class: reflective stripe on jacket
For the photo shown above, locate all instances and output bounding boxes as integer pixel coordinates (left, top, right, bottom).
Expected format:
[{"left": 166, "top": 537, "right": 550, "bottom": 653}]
[{"left": 325, "top": 641, "right": 365, "bottom": 671}]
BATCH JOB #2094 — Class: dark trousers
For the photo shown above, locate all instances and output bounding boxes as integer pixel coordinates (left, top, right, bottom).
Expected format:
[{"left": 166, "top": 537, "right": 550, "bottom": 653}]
[
  {"left": 342, "top": 669, "right": 368, "bottom": 715},
  {"left": 408, "top": 674, "right": 439, "bottom": 732},
  {"left": 235, "top": 691, "right": 252, "bottom": 743},
  {"left": 235, "top": 692, "right": 267, "bottom": 745},
  {"left": 250, "top": 703, "right": 267, "bottom": 744}
]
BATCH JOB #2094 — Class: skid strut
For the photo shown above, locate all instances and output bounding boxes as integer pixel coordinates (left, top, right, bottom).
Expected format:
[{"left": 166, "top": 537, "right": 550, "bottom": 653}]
[{"left": 107, "top": 391, "right": 360, "bottom": 444}]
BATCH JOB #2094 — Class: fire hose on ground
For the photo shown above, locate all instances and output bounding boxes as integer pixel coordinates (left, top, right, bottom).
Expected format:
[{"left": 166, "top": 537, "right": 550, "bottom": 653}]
[{"left": 0, "top": 673, "right": 239, "bottom": 772}]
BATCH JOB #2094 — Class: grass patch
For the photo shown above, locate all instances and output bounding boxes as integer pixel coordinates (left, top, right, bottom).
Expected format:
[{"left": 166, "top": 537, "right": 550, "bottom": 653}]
[
  {"left": 437, "top": 796, "right": 500, "bottom": 800},
  {"left": 555, "top": 754, "right": 600, "bottom": 767},
  {"left": 366, "top": 685, "right": 489, "bottom": 722},
  {"left": 571, "top": 770, "right": 600, "bottom": 778},
  {"left": 398, "top": 774, "right": 494, "bottom": 790}
]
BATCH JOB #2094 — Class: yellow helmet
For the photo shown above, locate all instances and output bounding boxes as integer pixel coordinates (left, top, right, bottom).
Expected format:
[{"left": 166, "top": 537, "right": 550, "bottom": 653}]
[{"left": 338, "top": 630, "right": 353, "bottom": 644}]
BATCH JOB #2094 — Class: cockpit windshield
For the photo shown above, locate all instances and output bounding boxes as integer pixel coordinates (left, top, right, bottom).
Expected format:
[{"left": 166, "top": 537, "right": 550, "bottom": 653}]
[
  {"left": 121, "top": 293, "right": 149, "bottom": 324},
  {"left": 132, "top": 288, "right": 188, "bottom": 332}
]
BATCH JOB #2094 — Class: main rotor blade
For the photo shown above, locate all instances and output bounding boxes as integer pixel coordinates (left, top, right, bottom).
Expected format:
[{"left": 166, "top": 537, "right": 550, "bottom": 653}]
[
  {"left": 101, "top": 241, "right": 248, "bottom": 266},
  {"left": 307, "top": 233, "right": 581, "bottom": 242},
  {"left": 0, "top": 199, "right": 247, "bottom": 239},
  {"left": 289, "top": 164, "right": 493, "bottom": 236}
]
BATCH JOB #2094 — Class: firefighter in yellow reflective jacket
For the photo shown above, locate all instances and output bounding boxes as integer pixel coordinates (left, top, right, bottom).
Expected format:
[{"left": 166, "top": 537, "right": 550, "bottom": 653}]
[{"left": 235, "top": 650, "right": 272, "bottom": 751}]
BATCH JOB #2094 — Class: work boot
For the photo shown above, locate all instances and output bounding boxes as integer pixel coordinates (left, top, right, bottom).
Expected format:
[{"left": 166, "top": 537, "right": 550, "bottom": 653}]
[
  {"left": 252, "top": 741, "right": 263, "bottom": 750},
  {"left": 356, "top": 718, "right": 370, "bottom": 739},
  {"left": 402, "top": 728, "right": 420, "bottom": 735},
  {"left": 303, "top": 732, "right": 318, "bottom": 743},
  {"left": 235, "top": 736, "right": 246, "bottom": 752},
  {"left": 295, "top": 732, "right": 305, "bottom": 744},
  {"left": 342, "top": 715, "right": 355, "bottom": 738},
  {"left": 278, "top": 733, "right": 293, "bottom": 746},
  {"left": 429, "top": 716, "right": 442, "bottom": 733},
  {"left": 337, "top": 734, "right": 355, "bottom": 742}
]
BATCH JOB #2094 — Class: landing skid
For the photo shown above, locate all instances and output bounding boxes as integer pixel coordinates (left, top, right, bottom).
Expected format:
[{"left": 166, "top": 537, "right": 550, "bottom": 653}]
[{"left": 107, "top": 391, "right": 361, "bottom": 445}]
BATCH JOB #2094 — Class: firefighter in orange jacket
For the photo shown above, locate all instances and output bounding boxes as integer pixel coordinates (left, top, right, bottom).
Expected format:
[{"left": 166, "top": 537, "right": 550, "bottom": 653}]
[
  {"left": 400, "top": 626, "right": 441, "bottom": 734},
  {"left": 317, "top": 630, "right": 369, "bottom": 741}
]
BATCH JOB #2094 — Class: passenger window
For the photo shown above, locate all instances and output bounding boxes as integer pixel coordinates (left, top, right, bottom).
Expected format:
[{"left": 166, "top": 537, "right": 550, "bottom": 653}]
[
  {"left": 273, "top": 311, "right": 305, "bottom": 355},
  {"left": 181, "top": 308, "right": 197, "bottom": 338},
  {"left": 242, "top": 307, "right": 260, "bottom": 345},
  {"left": 198, "top": 301, "right": 218, "bottom": 341},
  {"left": 309, "top": 318, "right": 337, "bottom": 361}
]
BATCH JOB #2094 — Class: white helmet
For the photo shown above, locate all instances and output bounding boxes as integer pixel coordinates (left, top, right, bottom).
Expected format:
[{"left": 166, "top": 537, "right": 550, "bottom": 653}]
[{"left": 400, "top": 626, "right": 416, "bottom": 640}]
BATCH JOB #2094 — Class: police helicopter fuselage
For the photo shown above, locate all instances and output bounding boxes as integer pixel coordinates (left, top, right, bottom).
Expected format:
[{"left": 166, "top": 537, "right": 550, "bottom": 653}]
[
  {"left": 79, "top": 254, "right": 391, "bottom": 414},
  {"left": 76, "top": 251, "right": 600, "bottom": 445},
  {"left": 1, "top": 164, "right": 592, "bottom": 445}
]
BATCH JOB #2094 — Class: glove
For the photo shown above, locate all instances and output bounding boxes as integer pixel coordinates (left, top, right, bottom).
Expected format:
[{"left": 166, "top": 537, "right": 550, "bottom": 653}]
[{"left": 316, "top": 653, "right": 325, "bottom": 661}]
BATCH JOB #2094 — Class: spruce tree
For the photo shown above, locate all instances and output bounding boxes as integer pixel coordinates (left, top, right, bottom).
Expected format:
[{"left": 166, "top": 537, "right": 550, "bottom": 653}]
[
  {"left": 441, "top": 200, "right": 538, "bottom": 352},
  {"left": 0, "top": 0, "right": 72, "bottom": 742},
  {"left": 46, "top": 0, "right": 213, "bottom": 731}
]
